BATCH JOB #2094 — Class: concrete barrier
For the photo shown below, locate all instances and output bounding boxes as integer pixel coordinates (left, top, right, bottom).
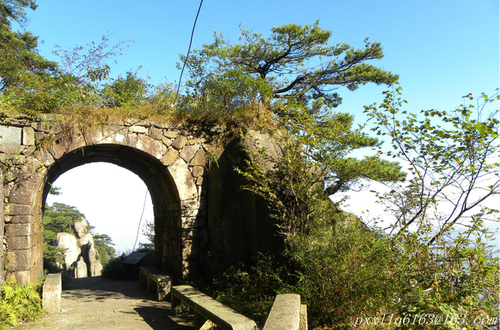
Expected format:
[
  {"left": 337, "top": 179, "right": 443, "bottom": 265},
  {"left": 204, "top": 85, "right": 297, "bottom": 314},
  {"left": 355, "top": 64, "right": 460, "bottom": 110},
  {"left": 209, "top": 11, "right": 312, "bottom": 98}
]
[
  {"left": 42, "top": 273, "right": 62, "bottom": 313},
  {"left": 139, "top": 266, "right": 172, "bottom": 301},
  {"left": 171, "top": 285, "right": 258, "bottom": 330},
  {"left": 263, "top": 293, "right": 307, "bottom": 330},
  {"left": 300, "top": 304, "right": 308, "bottom": 330}
]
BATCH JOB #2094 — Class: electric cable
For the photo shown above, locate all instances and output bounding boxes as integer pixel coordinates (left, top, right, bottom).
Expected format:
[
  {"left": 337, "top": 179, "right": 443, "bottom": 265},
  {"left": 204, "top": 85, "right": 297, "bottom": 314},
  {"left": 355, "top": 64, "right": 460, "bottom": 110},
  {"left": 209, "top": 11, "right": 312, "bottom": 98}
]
[
  {"left": 130, "top": 2, "right": 204, "bottom": 251},
  {"left": 173, "top": 0, "right": 204, "bottom": 106},
  {"left": 95, "top": 0, "right": 204, "bottom": 143},
  {"left": 132, "top": 189, "right": 149, "bottom": 252}
]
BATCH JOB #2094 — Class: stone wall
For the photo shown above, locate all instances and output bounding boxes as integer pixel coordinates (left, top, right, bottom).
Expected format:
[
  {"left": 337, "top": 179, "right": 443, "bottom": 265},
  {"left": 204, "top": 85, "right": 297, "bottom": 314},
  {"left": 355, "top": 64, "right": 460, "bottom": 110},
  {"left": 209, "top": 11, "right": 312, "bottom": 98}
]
[
  {"left": 201, "top": 132, "right": 285, "bottom": 280},
  {"left": 0, "top": 114, "right": 215, "bottom": 284}
]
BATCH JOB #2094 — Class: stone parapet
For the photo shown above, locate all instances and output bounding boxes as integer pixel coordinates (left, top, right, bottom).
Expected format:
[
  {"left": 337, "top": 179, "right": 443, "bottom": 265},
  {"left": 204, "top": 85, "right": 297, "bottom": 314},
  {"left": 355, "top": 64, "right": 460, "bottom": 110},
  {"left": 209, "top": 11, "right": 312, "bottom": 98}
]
[
  {"left": 42, "top": 273, "right": 62, "bottom": 313},
  {"left": 263, "top": 294, "right": 306, "bottom": 330}
]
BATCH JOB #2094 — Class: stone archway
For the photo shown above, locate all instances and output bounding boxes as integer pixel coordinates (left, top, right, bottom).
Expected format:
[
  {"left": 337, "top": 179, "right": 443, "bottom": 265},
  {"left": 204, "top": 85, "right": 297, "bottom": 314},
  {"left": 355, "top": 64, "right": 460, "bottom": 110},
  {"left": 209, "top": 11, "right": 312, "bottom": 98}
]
[
  {"left": 1, "top": 115, "right": 211, "bottom": 285},
  {"left": 43, "top": 144, "right": 183, "bottom": 280}
]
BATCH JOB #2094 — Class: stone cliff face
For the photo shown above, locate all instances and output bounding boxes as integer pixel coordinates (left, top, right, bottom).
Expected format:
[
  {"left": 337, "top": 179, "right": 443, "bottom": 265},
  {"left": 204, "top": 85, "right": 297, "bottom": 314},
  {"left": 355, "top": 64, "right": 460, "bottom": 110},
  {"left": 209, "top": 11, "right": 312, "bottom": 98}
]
[{"left": 54, "top": 218, "right": 103, "bottom": 278}]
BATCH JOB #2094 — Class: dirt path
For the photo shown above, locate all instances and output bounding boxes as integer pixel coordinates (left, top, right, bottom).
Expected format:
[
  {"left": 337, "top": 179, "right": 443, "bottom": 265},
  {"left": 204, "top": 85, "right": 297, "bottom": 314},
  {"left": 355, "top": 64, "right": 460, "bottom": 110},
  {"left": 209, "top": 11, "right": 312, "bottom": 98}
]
[{"left": 15, "top": 277, "right": 193, "bottom": 330}]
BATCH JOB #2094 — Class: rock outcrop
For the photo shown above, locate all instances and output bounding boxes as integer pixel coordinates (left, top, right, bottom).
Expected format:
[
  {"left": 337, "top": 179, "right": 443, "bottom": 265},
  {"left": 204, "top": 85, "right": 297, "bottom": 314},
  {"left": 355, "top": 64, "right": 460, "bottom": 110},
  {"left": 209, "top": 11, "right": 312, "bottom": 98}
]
[{"left": 54, "top": 218, "right": 103, "bottom": 278}]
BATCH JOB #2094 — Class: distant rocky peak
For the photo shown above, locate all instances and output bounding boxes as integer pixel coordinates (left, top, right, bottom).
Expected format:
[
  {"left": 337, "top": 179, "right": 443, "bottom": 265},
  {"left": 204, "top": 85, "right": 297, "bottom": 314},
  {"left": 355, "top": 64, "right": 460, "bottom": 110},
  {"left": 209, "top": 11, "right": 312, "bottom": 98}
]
[{"left": 73, "top": 217, "right": 89, "bottom": 239}]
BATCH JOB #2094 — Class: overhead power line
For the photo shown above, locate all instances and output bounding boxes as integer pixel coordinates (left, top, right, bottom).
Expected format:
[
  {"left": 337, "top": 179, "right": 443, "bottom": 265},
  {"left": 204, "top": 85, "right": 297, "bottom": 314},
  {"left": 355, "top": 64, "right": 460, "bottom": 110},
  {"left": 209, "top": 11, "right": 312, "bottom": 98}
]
[
  {"left": 132, "top": 189, "right": 149, "bottom": 252},
  {"left": 130, "top": 1, "right": 205, "bottom": 251},
  {"left": 174, "top": 0, "right": 204, "bottom": 106},
  {"left": 95, "top": 0, "right": 204, "bottom": 143}
]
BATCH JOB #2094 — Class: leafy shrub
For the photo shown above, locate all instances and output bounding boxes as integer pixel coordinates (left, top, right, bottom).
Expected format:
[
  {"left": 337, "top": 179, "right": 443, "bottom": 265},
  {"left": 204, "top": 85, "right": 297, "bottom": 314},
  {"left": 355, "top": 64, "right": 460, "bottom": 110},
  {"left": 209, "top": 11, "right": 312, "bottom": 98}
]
[
  {"left": 208, "top": 254, "right": 291, "bottom": 327},
  {"left": 101, "top": 251, "right": 154, "bottom": 281},
  {"left": 0, "top": 276, "right": 46, "bottom": 327},
  {"left": 291, "top": 223, "right": 397, "bottom": 328},
  {"left": 207, "top": 222, "right": 398, "bottom": 329},
  {"left": 101, "top": 254, "right": 131, "bottom": 280}
]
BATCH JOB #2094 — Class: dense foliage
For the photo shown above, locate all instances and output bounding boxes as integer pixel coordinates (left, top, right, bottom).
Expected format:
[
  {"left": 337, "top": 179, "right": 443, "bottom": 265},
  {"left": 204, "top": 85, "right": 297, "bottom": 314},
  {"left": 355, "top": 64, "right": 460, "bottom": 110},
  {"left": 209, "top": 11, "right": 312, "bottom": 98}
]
[
  {"left": 227, "top": 89, "right": 499, "bottom": 329},
  {"left": 0, "top": 276, "right": 45, "bottom": 327},
  {"left": 92, "top": 234, "right": 115, "bottom": 266},
  {"left": 181, "top": 20, "right": 398, "bottom": 112}
]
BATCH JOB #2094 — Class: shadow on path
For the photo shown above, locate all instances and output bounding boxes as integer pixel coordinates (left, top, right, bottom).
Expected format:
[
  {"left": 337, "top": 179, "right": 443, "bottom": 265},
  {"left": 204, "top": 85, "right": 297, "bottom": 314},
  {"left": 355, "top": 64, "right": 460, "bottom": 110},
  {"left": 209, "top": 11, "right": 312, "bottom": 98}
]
[{"left": 15, "top": 276, "right": 192, "bottom": 330}]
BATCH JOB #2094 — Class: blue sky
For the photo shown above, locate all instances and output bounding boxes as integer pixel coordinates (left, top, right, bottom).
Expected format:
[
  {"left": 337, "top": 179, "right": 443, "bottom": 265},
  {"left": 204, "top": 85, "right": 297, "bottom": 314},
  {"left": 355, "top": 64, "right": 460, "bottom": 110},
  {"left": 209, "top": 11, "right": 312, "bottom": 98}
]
[
  {"left": 26, "top": 0, "right": 499, "bottom": 116},
  {"left": 33, "top": 0, "right": 499, "bottom": 252}
]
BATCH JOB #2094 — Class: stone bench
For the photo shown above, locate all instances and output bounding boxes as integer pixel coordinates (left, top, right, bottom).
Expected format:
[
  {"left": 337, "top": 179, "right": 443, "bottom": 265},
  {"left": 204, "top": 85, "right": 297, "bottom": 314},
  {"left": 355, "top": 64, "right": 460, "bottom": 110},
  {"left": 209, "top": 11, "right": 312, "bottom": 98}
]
[
  {"left": 263, "top": 294, "right": 308, "bottom": 330},
  {"left": 42, "top": 273, "right": 62, "bottom": 313},
  {"left": 139, "top": 266, "right": 172, "bottom": 301},
  {"left": 171, "top": 285, "right": 258, "bottom": 330}
]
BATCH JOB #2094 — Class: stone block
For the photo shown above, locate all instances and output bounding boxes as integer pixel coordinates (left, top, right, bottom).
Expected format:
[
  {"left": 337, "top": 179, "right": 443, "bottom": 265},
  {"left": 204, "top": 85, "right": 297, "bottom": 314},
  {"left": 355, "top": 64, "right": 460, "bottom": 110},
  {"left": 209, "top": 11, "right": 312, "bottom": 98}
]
[
  {"left": 172, "top": 135, "right": 187, "bottom": 150},
  {"left": 162, "top": 136, "right": 173, "bottom": 147},
  {"left": 190, "top": 148, "right": 207, "bottom": 166},
  {"left": 161, "top": 148, "right": 179, "bottom": 166},
  {"left": 33, "top": 243, "right": 42, "bottom": 265},
  {"left": 9, "top": 215, "right": 31, "bottom": 224},
  {"left": 100, "top": 125, "right": 125, "bottom": 142},
  {"left": 5, "top": 203, "right": 31, "bottom": 215},
  {"left": 181, "top": 228, "right": 193, "bottom": 240},
  {"left": 0, "top": 125, "right": 22, "bottom": 145},
  {"left": 130, "top": 126, "right": 147, "bottom": 134},
  {"left": 168, "top": 158, "right": 197, "bottom": 200},
  {"left": 32, "top": 219, "right": 41, "bottom": 232},
  {"left": 181, "top": 216, "right": 197, "bottom": 229},
  {"left": 33, "top": 148, "right": 55, "bottom": 167},
  {"left": 188, "top": 137, "right": 206, "bottom": 145},
  {"left": 0, "top": 144, "right": 24, "bottom": 154},
  {"left": 136, "top": 134, "right": 166, "bottom": 159},
  {"left": 5, "top": 223, "right": 31, "bottom": 236},
  {"left": 8, "top": 270, "right": 31, "bottom": 286},
  {"left": 181, "top": 199, "right": 199, "bottom": 218},
  {"left": 47, "top": 140, "right": 66, "bottom": 159},
  {"left": 300, "top": 304, "right": 308, "bottom": 330},
  {"left": 21, "top": 145, "right": 36, "bottom": 156},
  {"left": 6, "top": 234, "right": 30, "bottom": 250},
  {"left": 9, "top": 175, "right": 43, "bottom": 204},
  {"left": 6, "top": 249, "right": 30, "bottom": 272},
  {"left": 34, "top": 132, "right": 46, "bottom": 141},
  {"left": 182, "top": 244, "right": 193, "bottom": 259},
  {"left": 179, "top": 145, "right": 199, "bottom": 163},
  {"left": 34, "top": 231, "right": 43, "bottom": 247},
  {"left": 43, "top": 273, "right": 62, "bottom": 313},
  {"left": 164, "top": 130, "right": 179, "bottom": 139},
  {"left": 22, "top": 127, "right": 35, "bottom": 146},
  {"left": 148, "top": 127, "right": 163, "bottom": 140},
  {"left": 191, "top": 166, "right": 204, "bottom": 177}
]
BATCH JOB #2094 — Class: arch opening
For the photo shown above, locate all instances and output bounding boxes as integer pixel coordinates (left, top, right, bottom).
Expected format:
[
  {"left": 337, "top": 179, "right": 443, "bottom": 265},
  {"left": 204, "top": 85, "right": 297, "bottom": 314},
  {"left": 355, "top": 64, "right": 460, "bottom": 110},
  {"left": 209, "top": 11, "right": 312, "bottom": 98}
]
[
  {"left": 46, "top": 163, "right": 154, "bottom": 255},
  {"left": 41, "top": 144, "right": 183, "bottom": 278}
]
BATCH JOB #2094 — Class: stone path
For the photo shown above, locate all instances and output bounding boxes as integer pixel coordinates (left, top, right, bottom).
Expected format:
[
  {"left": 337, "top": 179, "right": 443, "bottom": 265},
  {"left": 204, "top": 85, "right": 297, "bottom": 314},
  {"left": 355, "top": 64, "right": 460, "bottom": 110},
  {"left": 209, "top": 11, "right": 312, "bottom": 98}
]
[{"left": 14, "top": 277, "right": 193, "bottom": 330}]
